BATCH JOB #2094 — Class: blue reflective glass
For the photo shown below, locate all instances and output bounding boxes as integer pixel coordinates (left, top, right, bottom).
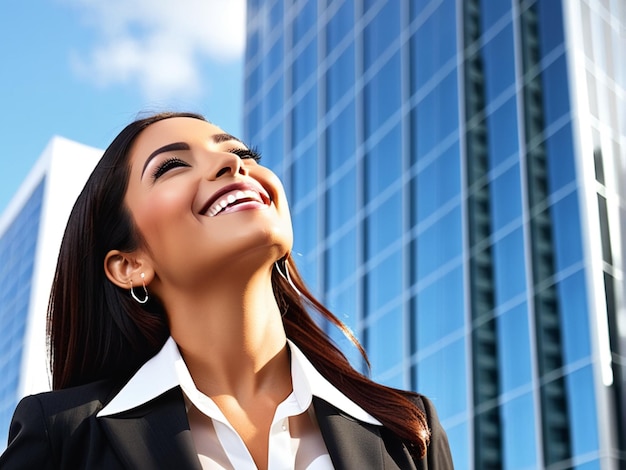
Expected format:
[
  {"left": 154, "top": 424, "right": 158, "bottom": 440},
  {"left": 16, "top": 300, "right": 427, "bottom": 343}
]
[
  {"left": 366, "top": 190, "right": 402, "bottom": 257},
  {"left": 413, "top": 142, "right": 461, "bottom": 224},
  {"left": 487, "top": 97, "right": 519, "bottom": 169},
  {"left": 292, "top": 202, "right": 318, "bottom": 256},
  {"left": 481, "top": 23, "right": 515, "bottom": 103},
  {"left": 292, "top": 144, "right": 317, "bottom": 200},
  {"left": 266, "top": 77, "right": 284, "bottom": 121},
  {"left": 293, "top": 39, "right": 317, "bottom": 87},
  {"left": 413, "top": 69, "right": 459, "bottom": 160},
  {"left": 497, "top": 303, "right": 532, "bottom": 391},
  {"left": 267, "top": 36, "right": 284, "bottom": 77},
  {"left": 262, "top": 124, "right": 285, "bottom": 177},
  {"left": 492, "top": 228, "right": 526, "bottom": 305},
  {"left": 415, "top": 265, "right": 464, "bottom": 349},
  {"left": 292, "top": 85, "right": 317, "bottom": 142},
  {"left": 541, "top": 55, "right": 571, "bottom": 127},
  {"left": 501, "top": 392, "right": 538, "bottom": 468},
  {"left": 326, "top": 100, "right": 356, "bottom": 173},
  {"left": 326, "top": 42, "right": 355, "bottom": 107},
  {"left": 536, "top": 0, "right": 565, "bottom": 58},
  {"left": 366, "top": 249, "right": 402, "bottom": 311},
  {"left": 0, "top": 178, "right": 44, "bottom": 447},
  {"left": 326, "top": 285, "right": 365, "bottom": 371},
  {"left": 364, "top": 52, "right": 401, "bottom": 133},
  {"left": 479, "top": 0, "right": 511, "bottom": 33},
  {"left": 416, "top": 338, "right": 467, "bottom": 419},
  {"left": 410, "top": 0, "right": 457, "bottom": 91},
  {"left": 326, "top": 0, "right": 354, "bottom": 51},
  {"left": 566, "top": 365, "right": 599, "bottom": 456},
  {"left": 326, "top": 281, "right": 358, "bottom": 334},
  {"left": 557, "top": 270, "right": 591, "bottom": 364},
  {"left": 545, "top": 124, "right": 576, "bottom": 194},
  {"left": 415, "top": 205, "right": 462, "bottom": 278},
  {"left": 363, "top": 1, "right": 399, "bottom": 69},
  {"left": 326, "top": 169, "right": 357, "bottom": 232},
  {"left": 490, "top": 163, "right": 522, "bottom": 232},
  {"left": 365, "top": 125, "right": 401, "bottom": 202},
  {"left": 293, "top": 0, "right": 316, "bottom": 42},
  {"left": 366, "top": 307, "right": 403, "bottom": 375},
  {"left": 443, "top": 422, "right": 469, "bottom": 470},
  {"left": 269, "top": 0, "right": 284, "bottom": 32},
  {"left": 326, "top": 228, "right": 357, "bottom": 287},
  {"left": 549, "top": 191, "right": 584, "bottom": 272}
]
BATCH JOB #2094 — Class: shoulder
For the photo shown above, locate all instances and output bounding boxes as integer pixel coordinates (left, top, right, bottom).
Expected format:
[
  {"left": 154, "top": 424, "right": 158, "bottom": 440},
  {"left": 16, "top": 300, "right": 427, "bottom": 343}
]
[
  {"left": 19, "top": 379, "right": 119, "bottom": 421},
  {"left": 406, "top": 393, "right": 455, "bottom": 470},
  {"left": 0, "top": 380, "right": 121, "bottom": 469}
]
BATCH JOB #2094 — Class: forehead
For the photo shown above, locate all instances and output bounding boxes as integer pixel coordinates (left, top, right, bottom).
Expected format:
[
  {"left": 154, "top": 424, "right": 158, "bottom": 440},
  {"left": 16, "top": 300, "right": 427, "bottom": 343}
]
[
  {"left": 130, "top": 117, "right": 226, "bottom": 160},
  {"left": 138, "top": 116, "right": 225, "bottom": 144}
]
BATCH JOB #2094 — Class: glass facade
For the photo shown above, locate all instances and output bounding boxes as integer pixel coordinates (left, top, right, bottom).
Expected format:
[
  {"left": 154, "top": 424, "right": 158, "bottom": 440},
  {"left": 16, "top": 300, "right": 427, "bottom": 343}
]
[
  {"left": 0, "top": 179, "right": 45, "bottom": 447},
  {"left": 244, "top": 0, "right": 625, "bottom": 468}
]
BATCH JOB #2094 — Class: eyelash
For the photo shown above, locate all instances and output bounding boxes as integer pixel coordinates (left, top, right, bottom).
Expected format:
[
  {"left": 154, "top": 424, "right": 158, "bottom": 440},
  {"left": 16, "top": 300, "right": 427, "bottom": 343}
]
[
  {"left": 152, "top": 157, "right": 190, "bottom": 180},
  {"left": 229, "top": 147, "right": 262, "bottom": 162},
  {"left": 151, "top": 148, "right": 262, "bottom": 181}
]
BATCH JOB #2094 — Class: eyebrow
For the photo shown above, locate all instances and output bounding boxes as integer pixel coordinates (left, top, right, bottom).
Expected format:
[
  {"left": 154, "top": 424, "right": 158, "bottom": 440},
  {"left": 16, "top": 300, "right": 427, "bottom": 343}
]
[
  {"left": 139, "top": 134, "right": 242, "bottom": 178},
  {"left": 141, "top": 142, "right": 191, "bottom": 178}
]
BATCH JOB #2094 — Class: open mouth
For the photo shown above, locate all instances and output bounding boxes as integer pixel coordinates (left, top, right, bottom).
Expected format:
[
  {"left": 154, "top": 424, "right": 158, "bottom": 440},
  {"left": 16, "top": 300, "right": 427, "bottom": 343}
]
[{"left": 201, "top": 182, "right": 271, "bottom": 217}]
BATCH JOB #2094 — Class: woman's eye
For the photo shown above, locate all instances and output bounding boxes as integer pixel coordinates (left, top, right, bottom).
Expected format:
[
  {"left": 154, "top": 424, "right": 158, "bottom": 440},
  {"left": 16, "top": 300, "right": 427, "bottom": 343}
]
[
  {"left": 229, "top": 147, "right": 262, "bottom": 162},
  {"left": 152, "top": 158, "right": 190, "bottom": 180}
]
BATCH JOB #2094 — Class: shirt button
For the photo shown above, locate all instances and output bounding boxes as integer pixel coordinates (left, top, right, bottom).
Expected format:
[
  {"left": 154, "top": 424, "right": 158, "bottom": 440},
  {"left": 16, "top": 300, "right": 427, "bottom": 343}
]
[{"left": 282, "top": 420, "right": 288, "bottom": 431}]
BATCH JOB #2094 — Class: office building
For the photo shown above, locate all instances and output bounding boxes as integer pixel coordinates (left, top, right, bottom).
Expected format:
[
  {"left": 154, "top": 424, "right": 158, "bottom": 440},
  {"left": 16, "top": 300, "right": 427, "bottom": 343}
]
[
  {"left": 0, "top": 137, "right": 101, "bottom": 447},
  {"left": 243, "top": 0, "right": 625, "bottom": 468}
]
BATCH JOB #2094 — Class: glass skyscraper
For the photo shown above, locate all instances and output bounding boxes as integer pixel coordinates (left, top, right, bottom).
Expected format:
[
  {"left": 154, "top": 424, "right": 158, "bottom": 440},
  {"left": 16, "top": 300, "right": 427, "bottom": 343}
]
[
  {"left": 243, "top": 1, "right": 625, "bottom": 468},
  {"left": 0, "top": 137, "right": 101, "bottom": 449}
]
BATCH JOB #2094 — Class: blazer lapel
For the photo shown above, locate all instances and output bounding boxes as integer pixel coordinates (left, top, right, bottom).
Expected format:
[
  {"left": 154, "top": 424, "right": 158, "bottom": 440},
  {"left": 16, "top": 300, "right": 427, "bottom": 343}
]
[
  {"left": 313, "top": 396, "right": 417, "bottom": 470},
  {"left": 99, "top": 387, "right": 201, "bottom": 470}
]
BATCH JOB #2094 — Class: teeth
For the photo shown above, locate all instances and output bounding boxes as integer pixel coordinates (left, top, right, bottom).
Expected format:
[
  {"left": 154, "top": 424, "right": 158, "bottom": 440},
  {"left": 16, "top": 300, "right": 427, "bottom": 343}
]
[{"left": 206, "top": 189, "right": 264, "bottom": 217}]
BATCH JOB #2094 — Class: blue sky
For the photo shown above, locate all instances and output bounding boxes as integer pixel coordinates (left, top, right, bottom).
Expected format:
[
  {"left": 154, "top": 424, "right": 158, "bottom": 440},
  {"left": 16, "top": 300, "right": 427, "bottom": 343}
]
[{"left": 0, "top": 0, "right": 246, "bottom": 214}]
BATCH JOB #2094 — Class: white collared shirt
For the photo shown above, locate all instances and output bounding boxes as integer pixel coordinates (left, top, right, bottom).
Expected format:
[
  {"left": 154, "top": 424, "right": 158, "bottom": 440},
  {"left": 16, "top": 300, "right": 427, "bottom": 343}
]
[{"left": 98, "top": 338, "right": 381, "bottom": 469}]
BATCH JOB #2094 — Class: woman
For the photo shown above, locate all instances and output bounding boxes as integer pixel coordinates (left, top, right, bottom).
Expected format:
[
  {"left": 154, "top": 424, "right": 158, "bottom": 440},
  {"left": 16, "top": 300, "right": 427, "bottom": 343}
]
[{"left": 0, "top": 112, "right": 453, "bottom": 469}]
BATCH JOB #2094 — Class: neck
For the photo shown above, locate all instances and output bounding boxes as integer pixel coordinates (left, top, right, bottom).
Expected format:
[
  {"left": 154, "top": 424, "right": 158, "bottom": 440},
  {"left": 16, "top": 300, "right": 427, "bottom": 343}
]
[{"left": 162, "top": 264, "right": 289, "bottom": 398}]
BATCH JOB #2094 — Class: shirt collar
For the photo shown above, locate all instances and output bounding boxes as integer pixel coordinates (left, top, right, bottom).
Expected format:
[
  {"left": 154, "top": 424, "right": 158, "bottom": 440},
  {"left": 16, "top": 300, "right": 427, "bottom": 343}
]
[{"left": 97, "top": 337, "right": 381, "bottom": 426}]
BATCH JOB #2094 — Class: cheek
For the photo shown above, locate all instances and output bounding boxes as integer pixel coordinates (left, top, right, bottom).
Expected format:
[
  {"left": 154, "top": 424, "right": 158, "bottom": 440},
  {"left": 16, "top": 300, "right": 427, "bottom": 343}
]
[{"left": 131, "top": 186, "right": 195, "bottom": 242}]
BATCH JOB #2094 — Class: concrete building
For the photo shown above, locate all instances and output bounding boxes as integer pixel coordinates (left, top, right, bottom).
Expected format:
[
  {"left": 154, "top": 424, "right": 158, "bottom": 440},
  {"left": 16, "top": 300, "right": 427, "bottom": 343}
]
[{"left": 0, "top": 137, "right": 101, "bottom": 447}]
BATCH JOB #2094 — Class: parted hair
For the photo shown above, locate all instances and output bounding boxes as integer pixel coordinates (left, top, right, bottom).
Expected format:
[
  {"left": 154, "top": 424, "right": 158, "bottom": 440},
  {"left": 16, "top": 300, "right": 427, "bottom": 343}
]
[{"left": 48, "top": 112, "right": 430, "bottom": 458}]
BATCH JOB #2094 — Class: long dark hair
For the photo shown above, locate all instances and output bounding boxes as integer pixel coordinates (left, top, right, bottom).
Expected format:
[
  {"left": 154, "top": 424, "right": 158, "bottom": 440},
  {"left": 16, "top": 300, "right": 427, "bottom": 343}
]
[{"left": 48, "top": 112, "right": 430, "bottom": 457}]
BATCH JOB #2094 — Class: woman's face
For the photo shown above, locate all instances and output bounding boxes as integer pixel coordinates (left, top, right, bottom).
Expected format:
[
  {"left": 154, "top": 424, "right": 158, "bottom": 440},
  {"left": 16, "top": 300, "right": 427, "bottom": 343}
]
[{"left": 123, "top": 117, "right": 293, "bottom": 288}]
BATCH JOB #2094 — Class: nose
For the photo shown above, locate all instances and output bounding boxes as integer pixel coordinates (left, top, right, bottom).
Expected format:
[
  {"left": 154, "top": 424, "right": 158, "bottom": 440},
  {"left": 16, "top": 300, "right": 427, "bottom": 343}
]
[{"left": 210, "top": 152, "right": 247, "bottom": 180}]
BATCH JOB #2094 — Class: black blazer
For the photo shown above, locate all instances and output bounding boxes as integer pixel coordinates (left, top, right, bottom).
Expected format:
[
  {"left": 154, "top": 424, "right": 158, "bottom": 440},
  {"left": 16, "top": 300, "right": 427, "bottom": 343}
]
[{"left": 0, "top": 380, "right": 453, "bottom": 469}]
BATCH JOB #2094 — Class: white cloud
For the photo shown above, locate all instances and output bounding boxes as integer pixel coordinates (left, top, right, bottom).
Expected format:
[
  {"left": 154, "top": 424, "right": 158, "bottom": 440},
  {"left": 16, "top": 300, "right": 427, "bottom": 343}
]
[{"left": 64, "top": 0, "right": 246, "bottom": 99}]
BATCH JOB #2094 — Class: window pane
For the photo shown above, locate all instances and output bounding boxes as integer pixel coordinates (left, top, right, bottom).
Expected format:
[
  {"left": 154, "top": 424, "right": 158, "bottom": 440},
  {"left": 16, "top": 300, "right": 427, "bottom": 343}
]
[
  {"left": 415, "top": 266, "right": 464, "bottom": 349},
  {"left": 364, "top": 53, "right": 401, "bottom": 134},
  {"left": 365, "top": 125, "right": 401, "bottom": 202},
  {"left": 492, "top": 228, "right": 527, "bottom": 305},
  {"left": 415, "top": 206, "right": 463, "bottom": 278},
  {"left": 497, "top": 303, "right": 532, "bottom": 392},
  {"left": 366, "top": 190, "right": 402, "bottom": 257},
  {"left": 490, "top": 163, "right": 522, "bottom": 232},
  {"left": 366, "top": 250, "right": 402, "bottom": 312},
  {"left": 413, "top": 142, "right": 461, "bottom": 224},
  {"left": 416, "top": 338, "right": 467, "bottom": 419}
]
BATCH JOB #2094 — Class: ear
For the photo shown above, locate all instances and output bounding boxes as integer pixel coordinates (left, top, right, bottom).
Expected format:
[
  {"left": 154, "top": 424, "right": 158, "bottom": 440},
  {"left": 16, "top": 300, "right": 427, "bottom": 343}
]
[{"left": 104, "top": 249, "right": 154, "bottom": 289}]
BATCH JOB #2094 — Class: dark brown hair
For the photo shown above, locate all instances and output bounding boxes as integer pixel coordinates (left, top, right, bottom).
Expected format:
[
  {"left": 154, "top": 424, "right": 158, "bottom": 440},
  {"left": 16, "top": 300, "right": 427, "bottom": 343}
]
[{"left": 48, "top": 112, "right": 430, "bottom": 457}]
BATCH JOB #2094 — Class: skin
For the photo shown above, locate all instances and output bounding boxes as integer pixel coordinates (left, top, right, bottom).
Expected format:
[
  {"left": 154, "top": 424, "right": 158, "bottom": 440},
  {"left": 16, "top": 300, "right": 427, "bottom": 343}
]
[{"left": 104, "top": 117, "right": 296, "bottom": 469}]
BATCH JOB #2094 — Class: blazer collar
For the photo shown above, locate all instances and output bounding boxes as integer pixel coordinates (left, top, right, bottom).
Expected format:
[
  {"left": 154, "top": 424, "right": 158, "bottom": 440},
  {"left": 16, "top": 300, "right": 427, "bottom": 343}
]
[
  {"left": 313, "top": 397, "right": 417, "bottom": 470},
  {"left": 98, "top": 391, "right": 415, "bottom": 470},
  {"left": 99, "top": 387, "right": 202, "bottom": 470}
]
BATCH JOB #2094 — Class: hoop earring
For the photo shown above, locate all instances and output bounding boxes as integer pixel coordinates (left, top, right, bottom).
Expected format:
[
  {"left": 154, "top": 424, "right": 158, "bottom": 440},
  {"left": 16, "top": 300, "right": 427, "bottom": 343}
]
[
  {"left": 130, "top": 273, "right": 149, "bottom": 304},
  {"left": 275, "top": 259, "right": 302, "bottom": 297}
]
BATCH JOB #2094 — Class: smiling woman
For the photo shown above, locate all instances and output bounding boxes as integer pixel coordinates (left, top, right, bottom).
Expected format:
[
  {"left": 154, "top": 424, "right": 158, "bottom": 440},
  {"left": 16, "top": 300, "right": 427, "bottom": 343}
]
[{"left": 0, "top": 112, "right": 453, "bottom": 470}]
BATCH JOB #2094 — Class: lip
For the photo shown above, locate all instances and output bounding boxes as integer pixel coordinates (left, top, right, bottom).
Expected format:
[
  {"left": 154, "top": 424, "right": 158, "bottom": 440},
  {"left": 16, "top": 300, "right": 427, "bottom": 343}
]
[{"left": 200, "top": 181, "right": 271, "bottom": 216}]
